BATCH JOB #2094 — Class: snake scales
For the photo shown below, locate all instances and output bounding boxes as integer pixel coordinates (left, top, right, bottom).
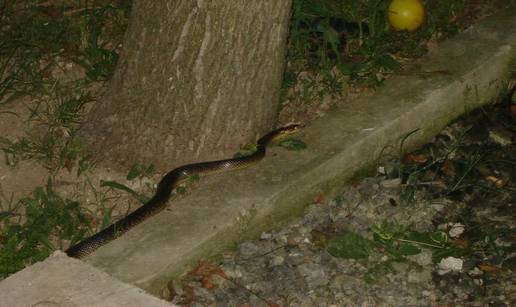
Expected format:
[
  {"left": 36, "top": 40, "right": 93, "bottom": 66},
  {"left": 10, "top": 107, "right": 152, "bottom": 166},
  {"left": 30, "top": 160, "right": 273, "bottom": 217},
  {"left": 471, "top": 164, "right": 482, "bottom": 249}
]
[{"left": 65, "top": 124, "right": 300, "bottom": 258}]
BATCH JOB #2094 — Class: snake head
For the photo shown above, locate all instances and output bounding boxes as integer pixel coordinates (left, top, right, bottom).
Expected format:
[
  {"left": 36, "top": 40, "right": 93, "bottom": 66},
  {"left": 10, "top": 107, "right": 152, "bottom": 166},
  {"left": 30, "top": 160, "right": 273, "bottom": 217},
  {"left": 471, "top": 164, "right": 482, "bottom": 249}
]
[{"left": 281, "top": 123, "right": 303, "bottom": 134}]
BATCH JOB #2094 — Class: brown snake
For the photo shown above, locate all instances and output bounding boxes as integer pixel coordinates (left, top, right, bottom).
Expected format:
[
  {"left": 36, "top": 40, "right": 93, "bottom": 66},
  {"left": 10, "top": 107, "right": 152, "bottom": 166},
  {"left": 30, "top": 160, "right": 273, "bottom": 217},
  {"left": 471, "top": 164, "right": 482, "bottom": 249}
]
[{"left": 65, "top": 124, "right": 300, "bottom": 258}]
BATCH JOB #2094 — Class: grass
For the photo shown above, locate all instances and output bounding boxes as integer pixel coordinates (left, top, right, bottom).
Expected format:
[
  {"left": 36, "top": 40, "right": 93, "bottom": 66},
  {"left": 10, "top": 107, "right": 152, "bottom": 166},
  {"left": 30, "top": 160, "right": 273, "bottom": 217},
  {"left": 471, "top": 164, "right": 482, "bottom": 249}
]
[
  {"left": 0, "top": 0, "right": 130, "bottom": 278},
  {"left": 0, "top": 179, "right": 90, "bottom": 278},
  {"left": 0, "top": 1, "right": 130, "bottom": 173},
  {"left": 0, "top": 82, "right": 95, "bottom": 173},
  {"left": 282, "top": 0, "right": 503, "bottom": 100},
  {"left": 394, "top": 103, "right": 515, "bottom": 204}
]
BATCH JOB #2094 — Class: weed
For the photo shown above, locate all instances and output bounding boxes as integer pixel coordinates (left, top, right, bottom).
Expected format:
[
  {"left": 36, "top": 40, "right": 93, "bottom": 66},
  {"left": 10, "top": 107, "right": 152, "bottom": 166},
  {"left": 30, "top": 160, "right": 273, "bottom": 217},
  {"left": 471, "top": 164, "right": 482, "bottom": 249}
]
[
  {"left": 100, "top": 180, "right": 150, "bottom": 204},
  {"left": 0, "top": 1, "right": 129, "bottom": 105},
  {"left": 0, "top": 179, "right": 90, "bottom": 278},
  {"left": 0, "top": 83, "right": 94, "bottom": 173},
  {"left": 126, "top": 163, "right": 156, "bottom": 181},
  {"left": 0, "top": 2, "right": 131, "bottom": 278},
  {"left": 283, "top": 0, "right": 489, "bottom": 96}
]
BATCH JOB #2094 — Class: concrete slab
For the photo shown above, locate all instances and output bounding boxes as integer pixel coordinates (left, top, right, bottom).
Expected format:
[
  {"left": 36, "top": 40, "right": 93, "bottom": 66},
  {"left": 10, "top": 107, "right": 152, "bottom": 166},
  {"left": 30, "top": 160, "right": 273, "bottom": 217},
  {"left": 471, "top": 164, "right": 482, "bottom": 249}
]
[
  {"left": 1, "top": 7, "right": 514, "bottom": 301},
  {"left": 0, "top": 252, "right": 172, "bottom": 307}
]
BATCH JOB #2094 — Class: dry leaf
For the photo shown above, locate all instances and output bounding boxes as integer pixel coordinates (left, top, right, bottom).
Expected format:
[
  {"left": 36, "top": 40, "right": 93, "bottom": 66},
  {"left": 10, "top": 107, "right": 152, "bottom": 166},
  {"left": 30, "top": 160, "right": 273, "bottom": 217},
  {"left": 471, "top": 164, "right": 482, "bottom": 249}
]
[
  {"left": 180, "top": 285, "right": 194, "bottom": 305},
  {"left": 478, "top": 263, "right": 502, "bottom": 274},
  {"left": 440, "top": 160, "right": 456, "bottom": 178},
  {"left": 311, "top": 230, "right": 329, "bottom": 247},
  {"left": 201, "top": 277, "right": 216, "bottom": 289},
  {"left": 313, "top": 193, "right": 325, "bottom": 204},
  {"left": 510, "top": 104, "right": 516, "bottom": 116},
  {"left": 485, "top": 175, "right": 505, "bottom": 187},
  {"left": 451, "top": 238, "right": 469, "bottom": 248},
  {"left": 190, "top": 261, "right": 228, "bottom": 279},
  {"left": 403, "top": 153, "right": 428, "bottom": 164}
]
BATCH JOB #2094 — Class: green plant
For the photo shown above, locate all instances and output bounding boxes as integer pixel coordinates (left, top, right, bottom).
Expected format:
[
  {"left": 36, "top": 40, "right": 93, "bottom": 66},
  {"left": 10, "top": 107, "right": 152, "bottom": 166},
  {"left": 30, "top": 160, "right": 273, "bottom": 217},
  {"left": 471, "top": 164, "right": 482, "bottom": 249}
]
[
  {"left": 0, "top": 179, "right": 90, "bottom": 278},
  {"left": 0, "top": 1, "right": 130, "bottom": 105},
  {"left": 0, "top": 83, "right": 94, "bottom": 173},
  {"left": 283, "top": 0, "right": 483, "bottom": 94}
]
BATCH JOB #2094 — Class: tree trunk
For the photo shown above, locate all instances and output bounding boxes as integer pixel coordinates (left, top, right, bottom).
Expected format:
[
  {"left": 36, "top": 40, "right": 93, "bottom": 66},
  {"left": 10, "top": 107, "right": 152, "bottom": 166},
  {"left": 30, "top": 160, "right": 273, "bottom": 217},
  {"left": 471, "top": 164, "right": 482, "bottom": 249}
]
[{"left": 81, "top": 0, "right": 292, "bottom": 171}]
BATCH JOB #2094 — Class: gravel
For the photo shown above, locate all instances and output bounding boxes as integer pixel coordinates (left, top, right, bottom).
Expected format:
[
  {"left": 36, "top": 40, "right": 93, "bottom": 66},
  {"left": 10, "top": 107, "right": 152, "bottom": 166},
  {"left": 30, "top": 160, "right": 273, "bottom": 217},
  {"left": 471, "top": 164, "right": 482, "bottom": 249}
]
[{"left": 164, "top": 105, "right": 515, "bottom": 306}]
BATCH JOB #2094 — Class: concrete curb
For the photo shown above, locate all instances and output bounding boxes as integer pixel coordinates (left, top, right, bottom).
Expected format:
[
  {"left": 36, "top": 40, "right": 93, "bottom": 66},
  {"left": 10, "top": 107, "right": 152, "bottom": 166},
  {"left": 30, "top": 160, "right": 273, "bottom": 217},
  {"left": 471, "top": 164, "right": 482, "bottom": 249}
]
[
  {"left": 1, "top": 8, "right": 514, "bottom": 302},
  {"left": 0, "top": 252, "right": 172, "bottom": 306}
]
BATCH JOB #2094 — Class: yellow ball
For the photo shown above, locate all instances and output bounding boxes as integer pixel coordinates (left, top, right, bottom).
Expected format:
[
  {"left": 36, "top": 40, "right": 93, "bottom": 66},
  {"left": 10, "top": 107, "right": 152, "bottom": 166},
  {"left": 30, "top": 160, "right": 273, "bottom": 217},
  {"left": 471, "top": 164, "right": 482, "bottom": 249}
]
[{"left": 388, "top": 0, "right": 425, "bottom": 32}]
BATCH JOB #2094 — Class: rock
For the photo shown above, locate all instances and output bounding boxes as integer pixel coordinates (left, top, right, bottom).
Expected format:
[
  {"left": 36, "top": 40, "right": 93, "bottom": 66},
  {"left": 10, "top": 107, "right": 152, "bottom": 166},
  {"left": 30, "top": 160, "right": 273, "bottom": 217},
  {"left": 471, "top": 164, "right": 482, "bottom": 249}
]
[
  {"left": 437, "top": 257, "right": 463, "bottom": 275},
  {"left": 260, "top": 232, "right": 272, "bottom": 240},
  {"left": 488, "top": 127, "right": 513, "bottom": 146},
  {"left": 407, "top": 268, "right": 432, "bottom": 283},
  {"left": 269, "top": 255, "right": 284, "bottom": 267},
  {"left": 380, "top": 178, "right": 402, "bottom": 189},
  {"left": 448, "top": 223, "right": 465, "bottom": 238},
  {"left": 297, "top": 263, "right": 328, "bottom": 288},
  {"left": 408, "top": 249, "right": 433, "bottom": 266},
  {"left": 238, "top": 241, "right": 259, "bottom": 257}
]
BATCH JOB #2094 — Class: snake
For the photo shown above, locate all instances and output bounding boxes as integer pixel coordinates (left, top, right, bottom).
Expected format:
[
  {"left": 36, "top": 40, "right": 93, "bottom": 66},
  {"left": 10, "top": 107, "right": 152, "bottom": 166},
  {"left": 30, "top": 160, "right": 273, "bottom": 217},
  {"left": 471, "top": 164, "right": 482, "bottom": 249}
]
[{"left": 65, "top": 124, "right": 300, "bottom": 258}]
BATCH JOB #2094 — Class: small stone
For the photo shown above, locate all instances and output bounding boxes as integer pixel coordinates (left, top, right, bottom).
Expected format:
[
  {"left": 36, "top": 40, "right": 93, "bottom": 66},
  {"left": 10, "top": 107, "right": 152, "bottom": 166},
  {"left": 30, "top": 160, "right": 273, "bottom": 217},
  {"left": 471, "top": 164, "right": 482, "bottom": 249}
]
[
  {"left": 269, "top": 255, "right": 284, "bottom": 267},
  {"left": 222, "top": 265, "right": 243, "bottom": 279},
  {"left": 488, "top": 127, "right": 512, "bottom": 146},
  {"left": 437, "top": 257, "right": 463, "bottom": 275},
  {"left": 288, "top": 236, "right": 304, "bottom": 244},
  {"left": 260, "top": 232, "right": 272, "bottom": 240},
  {"left": 276, "top": 234, "right": 288, "bottom": 244},
  {"left": 297, "top": 263, "right": 328, "bottom": 288},
  {"left": 448, "top": 223, "right": 465, "bottom": 238},
  {"left": 377, "top": 166, "right": 386, "bottom": 174},
  {"left": 409, "top": 249, "right": 433, "bottom": 266},
  {"left": 469, "top": 267, "right": 483, "bottom": 276},
  {"left": 431, "top": 204, "right": 445, "bottom": 212},
  {"left": 297, "top": 226, "right": 311, "bottom": 235},
  {"left": 473, "top": 278, "right": 483, "bottom": 286},
  {"left": 391, "top": 262, "right": 409, "bottom": 273},
  {"left": 238, "top": 241, "right": 259, "bottom": 257},
  {"left": 192, "top": 286, "right": 215, "bottom": 304},
  {"left": 380, "top": 178, "right": 402, "bottom": 189},
  {"left": 408, "top": 268, "right": 432, "bottom": 283}
]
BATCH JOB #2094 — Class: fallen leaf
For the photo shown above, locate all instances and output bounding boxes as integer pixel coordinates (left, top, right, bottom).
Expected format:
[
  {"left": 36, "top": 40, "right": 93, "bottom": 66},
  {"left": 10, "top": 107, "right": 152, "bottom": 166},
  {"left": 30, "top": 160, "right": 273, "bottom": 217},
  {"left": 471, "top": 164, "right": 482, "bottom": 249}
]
[
  {"left": 478, "top": 263, "right": 502, "bottom": 274},
  {"left": 440, "top": 160, "right": 456, "bottom": 177},
  {"left": 201, "top": 277, "right": 216, "bottom": 289},
  {"left": 313, "top": 193, "right": 325, "bottom": 204},
  {"left": 403, "top": 153, "right": 428, "bottom": 164},
  {"left": 189, "top": 261, "right": 228, "bottom": 279},
  {"left": 180, "top": 285, "right": 194, "bottom": 305},
  {"left": 311, "top": 230, "right": 329, "bottom": 247},
  {"left": 451, "top": 238, "right": 469, "bottom": 248},
  {"left": 485, "top": 175, "right": 505, "bottom": 187}
]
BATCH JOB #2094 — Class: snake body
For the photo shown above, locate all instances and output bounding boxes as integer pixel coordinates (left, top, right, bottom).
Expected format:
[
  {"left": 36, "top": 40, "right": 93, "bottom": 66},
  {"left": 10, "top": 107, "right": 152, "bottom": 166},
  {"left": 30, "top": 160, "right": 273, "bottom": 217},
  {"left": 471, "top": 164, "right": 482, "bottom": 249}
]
[{"left": 65, "top": 124, "right": 299, "bottom": 258}]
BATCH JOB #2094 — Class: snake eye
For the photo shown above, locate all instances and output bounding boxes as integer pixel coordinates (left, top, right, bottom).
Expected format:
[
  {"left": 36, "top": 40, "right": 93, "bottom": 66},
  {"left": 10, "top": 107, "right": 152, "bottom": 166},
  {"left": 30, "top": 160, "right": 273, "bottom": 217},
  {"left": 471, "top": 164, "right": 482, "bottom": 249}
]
[{"left": 287, "top": 123, "right": 302, "bottom": 132}]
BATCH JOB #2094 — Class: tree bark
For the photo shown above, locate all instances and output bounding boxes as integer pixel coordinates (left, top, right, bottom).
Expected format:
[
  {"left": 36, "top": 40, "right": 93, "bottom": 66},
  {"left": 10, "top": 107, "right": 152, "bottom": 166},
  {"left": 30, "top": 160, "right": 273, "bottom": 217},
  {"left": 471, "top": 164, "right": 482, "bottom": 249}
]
[{"left": 82, "top": 0, "right": 292, "bottom": 171}]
